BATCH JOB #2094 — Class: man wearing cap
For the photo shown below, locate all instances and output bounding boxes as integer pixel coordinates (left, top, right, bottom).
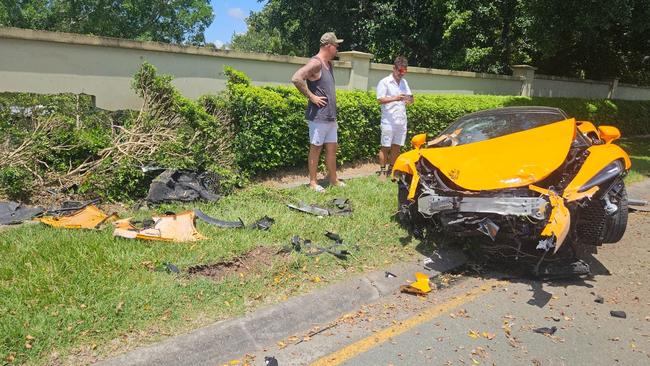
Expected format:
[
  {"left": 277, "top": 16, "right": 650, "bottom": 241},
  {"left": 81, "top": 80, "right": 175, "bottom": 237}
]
[
  {"left": 291, "top": 32, "right": 345, "bottom": 192},
  {"left": 376, "top": 56, "right": 413, "bottom": 181}
]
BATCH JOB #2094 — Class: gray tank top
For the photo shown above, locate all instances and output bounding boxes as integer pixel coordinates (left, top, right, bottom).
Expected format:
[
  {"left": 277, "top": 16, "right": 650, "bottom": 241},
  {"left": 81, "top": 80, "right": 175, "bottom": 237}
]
[{"left": 305, "top": 57, "right": 336, "bottom": 122}]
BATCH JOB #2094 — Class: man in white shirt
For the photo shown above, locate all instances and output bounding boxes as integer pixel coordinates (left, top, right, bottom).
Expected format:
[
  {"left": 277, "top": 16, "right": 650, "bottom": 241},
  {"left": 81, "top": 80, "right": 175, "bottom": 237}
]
[{"left": 376, "top": 56, "right": 413, "bottom": 180}]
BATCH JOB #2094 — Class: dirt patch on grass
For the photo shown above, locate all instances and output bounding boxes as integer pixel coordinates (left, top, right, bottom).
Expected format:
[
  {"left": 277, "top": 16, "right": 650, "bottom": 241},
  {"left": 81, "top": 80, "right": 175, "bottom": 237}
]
[{"left": 188, "top": 246, "right": 283, "bottom": 281}]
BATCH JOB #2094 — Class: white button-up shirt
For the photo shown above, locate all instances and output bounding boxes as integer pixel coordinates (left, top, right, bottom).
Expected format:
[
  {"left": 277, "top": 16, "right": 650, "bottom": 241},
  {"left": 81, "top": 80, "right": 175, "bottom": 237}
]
[{"left": 376, "top": 74, "right": 412, "bottom": 126}]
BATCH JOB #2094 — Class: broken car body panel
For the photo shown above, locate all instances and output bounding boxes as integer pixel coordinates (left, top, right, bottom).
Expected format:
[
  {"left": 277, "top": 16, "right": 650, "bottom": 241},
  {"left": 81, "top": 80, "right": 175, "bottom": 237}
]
[{"left": 393, "top": 107, "right": 631, "bottom": 270}]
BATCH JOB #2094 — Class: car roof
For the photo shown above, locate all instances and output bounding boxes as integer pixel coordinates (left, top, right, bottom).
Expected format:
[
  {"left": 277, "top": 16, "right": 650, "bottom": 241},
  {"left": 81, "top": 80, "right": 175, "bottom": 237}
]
[{"left": 459, "top": 106, "right": 568, "bottom": 120}]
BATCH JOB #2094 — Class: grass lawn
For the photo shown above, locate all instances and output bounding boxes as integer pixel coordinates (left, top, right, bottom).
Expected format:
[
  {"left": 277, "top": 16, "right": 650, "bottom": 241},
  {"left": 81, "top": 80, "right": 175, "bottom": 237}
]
[
  {"left": 1, "top": 177, "right": 420, "bottom": 365},
  {"left": 619, "top": 136, "right": 650, "bottom": 184},
  {"left": 1, "top": 137, "right": 648, "bottom": 365}
]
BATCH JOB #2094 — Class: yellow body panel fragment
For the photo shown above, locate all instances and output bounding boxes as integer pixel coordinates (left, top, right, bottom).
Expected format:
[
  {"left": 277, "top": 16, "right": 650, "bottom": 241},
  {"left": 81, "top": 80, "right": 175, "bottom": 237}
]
[
  {"left": 113, "top": 211, "right": 205, "bottom": 242},
  {"left": 529, "top": 185, "right": 570, "bottom": 253},
  {"left": 39, "top": 205, "right": 117, "bottom": 229}
]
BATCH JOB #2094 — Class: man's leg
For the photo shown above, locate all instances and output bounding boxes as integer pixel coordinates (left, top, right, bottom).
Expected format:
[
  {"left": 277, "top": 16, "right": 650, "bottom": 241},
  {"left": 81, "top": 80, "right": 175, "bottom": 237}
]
[
  {"left": 324, "top": 142, "right": 339, "bottom": 185},
  {"left": 388, "top": 144, "right": 402, "bottom": 166},
  {"left": 378, "top": 146, "right": 391, "bottom": 181},
  {"left": 308, "top": 144, "right": 323, "bottom": 188}
]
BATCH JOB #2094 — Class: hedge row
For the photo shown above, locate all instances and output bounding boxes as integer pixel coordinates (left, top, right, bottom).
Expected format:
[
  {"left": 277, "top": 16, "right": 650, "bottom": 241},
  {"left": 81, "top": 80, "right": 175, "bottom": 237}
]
[
  {"left": 225, "top": 72, "right": 650, "bottom": 175},
  {"left": 2, "top": 66, "right": 649, "bottom": 201}
]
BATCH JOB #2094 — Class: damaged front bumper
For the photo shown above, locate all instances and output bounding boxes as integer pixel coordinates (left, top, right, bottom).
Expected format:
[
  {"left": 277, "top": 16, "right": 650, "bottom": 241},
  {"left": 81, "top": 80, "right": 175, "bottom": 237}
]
[{"left": 416, "top": 184, "right": 598, "bottom": 253}]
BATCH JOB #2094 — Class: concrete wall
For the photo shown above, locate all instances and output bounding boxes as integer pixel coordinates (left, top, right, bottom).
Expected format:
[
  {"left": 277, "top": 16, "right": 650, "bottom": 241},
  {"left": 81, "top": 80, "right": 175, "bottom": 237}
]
[
  {"left": 1, "top": 27, "right": 649, "bottom": 111},
  {"left": 0, "top": 27, "right": 351, "bottom": 110},
  {"left": 369, "top": 64, "right": 523, "bottom": 95},
  {"left": 533, "top": 75, "right": 612, "bottom": 99}
]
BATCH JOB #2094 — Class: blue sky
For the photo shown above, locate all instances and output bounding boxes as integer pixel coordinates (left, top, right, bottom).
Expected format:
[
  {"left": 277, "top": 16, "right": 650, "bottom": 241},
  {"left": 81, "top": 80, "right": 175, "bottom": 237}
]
[{"left": 205, "top": 1, "right": 266, "bottom": 47}]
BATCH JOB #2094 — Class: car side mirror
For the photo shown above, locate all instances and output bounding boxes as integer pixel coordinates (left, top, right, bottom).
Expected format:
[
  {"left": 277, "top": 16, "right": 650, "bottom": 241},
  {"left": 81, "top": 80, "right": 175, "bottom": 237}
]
[
  {"left": 411, "top": 133, "right": 427, "bottom": 149},
  {"left": 598, "top": 125, "right": 621, "bottom": 143}
]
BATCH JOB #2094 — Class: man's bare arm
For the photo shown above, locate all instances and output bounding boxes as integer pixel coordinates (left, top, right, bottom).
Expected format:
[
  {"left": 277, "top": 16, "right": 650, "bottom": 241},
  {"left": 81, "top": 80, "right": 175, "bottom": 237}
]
[{"left": 291, "top": 59, "right": 327, "bottom": 107}]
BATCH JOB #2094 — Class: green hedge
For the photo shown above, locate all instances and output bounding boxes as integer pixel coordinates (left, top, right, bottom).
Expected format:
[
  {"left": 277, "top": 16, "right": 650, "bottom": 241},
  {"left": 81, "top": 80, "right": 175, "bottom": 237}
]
[
  {"left": 2, "top": 66, "right": 649, "bottom": 201},
  {"left": 226, "top": 77, "right": 650, "bottom": 176}
]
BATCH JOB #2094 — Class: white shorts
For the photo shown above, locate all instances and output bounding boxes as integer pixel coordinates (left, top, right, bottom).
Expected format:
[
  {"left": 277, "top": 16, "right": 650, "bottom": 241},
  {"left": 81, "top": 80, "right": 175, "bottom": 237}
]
[
  {"left": 308, "top": 121, "right": 337, "bottom": 146},
  {"left": 380, "top": 124, "right": 407, "bottom": 147}
]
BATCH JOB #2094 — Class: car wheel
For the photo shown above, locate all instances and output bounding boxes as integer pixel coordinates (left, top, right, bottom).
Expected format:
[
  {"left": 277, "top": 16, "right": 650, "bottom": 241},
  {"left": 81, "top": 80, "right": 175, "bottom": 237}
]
[{"left": 602, "top": 180, "right": 628, "bottom": 243}]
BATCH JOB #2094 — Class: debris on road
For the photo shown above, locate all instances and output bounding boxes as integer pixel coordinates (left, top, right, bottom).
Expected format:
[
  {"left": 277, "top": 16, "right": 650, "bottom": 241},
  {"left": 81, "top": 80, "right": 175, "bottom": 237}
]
[
  {"left": 400, "top": 272, "right": 431, "bottom": 296},
  {"left": 385, "top": 271, "right": 397, "bottom": 278},
  {"left": 264, "top": 356, "right": 279, "bottom": 366},
  {"left": 595, "top": 295, "right": 605, "bottom": 304},
  {"left": 533, "top": 326, "right": 558, "bottom": 335},
  {"left": 610, "top": 310, "right": 627, "bottom": 319}
]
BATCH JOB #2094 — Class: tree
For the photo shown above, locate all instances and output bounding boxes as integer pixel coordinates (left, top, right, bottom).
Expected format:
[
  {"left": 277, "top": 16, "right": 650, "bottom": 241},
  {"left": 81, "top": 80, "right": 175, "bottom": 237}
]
[
  {"left": 230, "top": 0, "right": 650, "bottom": 85},
  {"left": 0, "top": 0, "right": 214, "bottom": 45}
]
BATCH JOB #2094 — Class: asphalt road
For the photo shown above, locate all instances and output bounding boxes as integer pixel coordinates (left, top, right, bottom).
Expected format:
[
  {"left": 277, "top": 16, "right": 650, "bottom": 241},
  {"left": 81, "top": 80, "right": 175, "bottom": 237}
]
[{"left": 240, "top": 183, "right": 650, "bottom": 366}]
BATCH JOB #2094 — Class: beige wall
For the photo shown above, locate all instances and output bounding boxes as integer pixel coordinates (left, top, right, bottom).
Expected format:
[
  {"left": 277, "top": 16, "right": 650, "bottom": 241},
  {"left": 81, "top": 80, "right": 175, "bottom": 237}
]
[
  {"left": 0, "top": 28, "right": 351, "bottom": 110},
  {"left": 1, "top": 27, "right": 648, "bottom": 111},
  {"left": 369, "top": 64, "right": 523, "bottom": 95}
]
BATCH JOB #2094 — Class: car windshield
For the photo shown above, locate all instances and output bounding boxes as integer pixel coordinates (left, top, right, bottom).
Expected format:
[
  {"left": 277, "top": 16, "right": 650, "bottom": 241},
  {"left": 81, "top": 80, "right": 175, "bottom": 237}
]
[{"left": 433, "top": 109, "right": 568, "bottom": 147}]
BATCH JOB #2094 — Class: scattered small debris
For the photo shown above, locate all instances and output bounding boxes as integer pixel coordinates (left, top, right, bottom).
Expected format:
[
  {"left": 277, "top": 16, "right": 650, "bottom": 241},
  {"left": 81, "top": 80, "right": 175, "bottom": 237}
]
[
  {"left": 385, "top": 271, "right": 397, "bottom": 278},
  {"left": 533, "top": 326, "right": 557, "bottom": 335},
  {"left": 610, "top": 310, "right": 627, "bottom": 319},
  {"left": 595, "top": 295, "right": 604, "bottom": 304},
  {"left": 265, "top": 356, "right": 279, "bottom": 366},
  {"left": 400, "top": 272, "right": 431, "bottom": 296}
]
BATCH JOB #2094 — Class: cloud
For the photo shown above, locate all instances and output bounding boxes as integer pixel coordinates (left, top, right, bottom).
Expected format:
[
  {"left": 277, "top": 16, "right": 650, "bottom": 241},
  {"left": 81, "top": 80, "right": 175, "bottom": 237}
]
[
  {"left": 227, "top": 7, "right": 245, "bottom": 20},
  {"left": 212, "top": 40, "right": 224, "bottom": 48}
]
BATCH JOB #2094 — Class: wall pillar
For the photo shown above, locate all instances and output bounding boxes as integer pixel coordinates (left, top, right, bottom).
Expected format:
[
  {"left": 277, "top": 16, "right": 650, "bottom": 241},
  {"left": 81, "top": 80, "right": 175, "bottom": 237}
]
[
  {"left": 337, "top": 51, "right": 373, "bottom": 90},
  {"left": 607, "top": 78, "right": 619, "bottom": 99},
  {"left": 510, "top": 65, "right": 537, "bottom": 97}
]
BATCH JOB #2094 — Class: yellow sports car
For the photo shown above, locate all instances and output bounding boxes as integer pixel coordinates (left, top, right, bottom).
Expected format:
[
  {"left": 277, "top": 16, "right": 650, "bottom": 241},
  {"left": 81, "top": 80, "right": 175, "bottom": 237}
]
[{"left": 393, "top": 107, "right": 631, "bottom": 276}]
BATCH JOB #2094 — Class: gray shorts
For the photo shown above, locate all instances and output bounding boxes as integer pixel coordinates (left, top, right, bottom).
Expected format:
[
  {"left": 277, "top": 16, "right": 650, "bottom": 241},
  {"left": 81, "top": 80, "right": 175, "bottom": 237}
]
[{"left": 308, "top": 120, "right": 337, "bottom": 146}]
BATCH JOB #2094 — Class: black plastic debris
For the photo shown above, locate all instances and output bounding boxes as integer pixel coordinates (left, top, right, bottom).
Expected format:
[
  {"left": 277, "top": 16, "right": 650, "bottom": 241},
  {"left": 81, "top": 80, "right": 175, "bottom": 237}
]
[
  {"left": 533, "top": 326, "right": 557, "bottom": 335},
  {"left": 0, "top": 201, "right": 44, "bottom": 225},
  {"left": 45, "top": 199, "right": 100, "bottom": 216},
  {"left": 289, "top": 235, "right": 353, "bottom": 259},
  {"left": 249, "top": 216, "right": 275, "bottom": 231},
  {"left": 287, "top": 202, "right": 330, "bottom": 216},
  {"left": 194, "top": 209, "right": 245, "bottom": 228},
  {"left": 595, "top": 295, "right": 604, "bottom": 304},
  {"left": 155, "top": 262, "right": 180, "bottom": 274},
  {"left": 265, "top": 356, "right": 279, "bottom": 366},
  {"left": 146, "top": 170, "right": 221, "bottom": 204},
  {"left": 385, "top": 271, "right": 397, "bottom": 278},
  {"left": 287, "top": 198, "right": 353, "bottom": 217},
  {"left": 610, "top": 310, "right": 627, "bottom": 319}
]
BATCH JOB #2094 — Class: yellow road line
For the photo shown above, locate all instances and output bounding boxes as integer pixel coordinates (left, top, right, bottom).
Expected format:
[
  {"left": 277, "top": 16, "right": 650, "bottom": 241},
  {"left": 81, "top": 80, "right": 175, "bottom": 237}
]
[{"left": 310, "top": 280, "right": 502, "bottom": 366}]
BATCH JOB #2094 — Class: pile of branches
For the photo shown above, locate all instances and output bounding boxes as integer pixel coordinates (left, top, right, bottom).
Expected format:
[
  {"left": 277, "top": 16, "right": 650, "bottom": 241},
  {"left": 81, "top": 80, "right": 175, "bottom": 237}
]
[{"left": 0, "top": 63, "right": 236, "bottom": 203}]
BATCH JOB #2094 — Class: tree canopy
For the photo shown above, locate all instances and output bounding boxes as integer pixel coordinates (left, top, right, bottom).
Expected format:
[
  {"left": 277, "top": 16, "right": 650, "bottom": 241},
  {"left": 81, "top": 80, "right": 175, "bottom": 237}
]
[
  {"left": 230, "top": 0, "right": 650, "bottom": 85},
  {"left": 0, "top": 0, "right": 214, "bottom": 45}
]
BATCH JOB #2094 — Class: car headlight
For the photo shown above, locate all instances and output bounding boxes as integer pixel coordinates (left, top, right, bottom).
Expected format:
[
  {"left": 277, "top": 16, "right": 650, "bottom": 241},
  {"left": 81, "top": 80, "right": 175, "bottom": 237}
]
[{"left": 579, "top": 160, "right": 624, "bottom": 192}]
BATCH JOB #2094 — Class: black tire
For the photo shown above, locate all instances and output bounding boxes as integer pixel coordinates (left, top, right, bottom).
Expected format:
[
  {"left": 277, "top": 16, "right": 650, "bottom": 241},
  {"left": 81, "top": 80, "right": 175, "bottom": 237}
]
[{"left": 602, "top": 180, "right": 628, "bottom": 243}]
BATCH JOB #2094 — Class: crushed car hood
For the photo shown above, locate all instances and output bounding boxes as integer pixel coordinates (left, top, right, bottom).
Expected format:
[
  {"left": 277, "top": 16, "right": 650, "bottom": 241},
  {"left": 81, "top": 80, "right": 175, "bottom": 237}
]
[{"left": 419, "top": 119, "right": 576, "bottom": 191}]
